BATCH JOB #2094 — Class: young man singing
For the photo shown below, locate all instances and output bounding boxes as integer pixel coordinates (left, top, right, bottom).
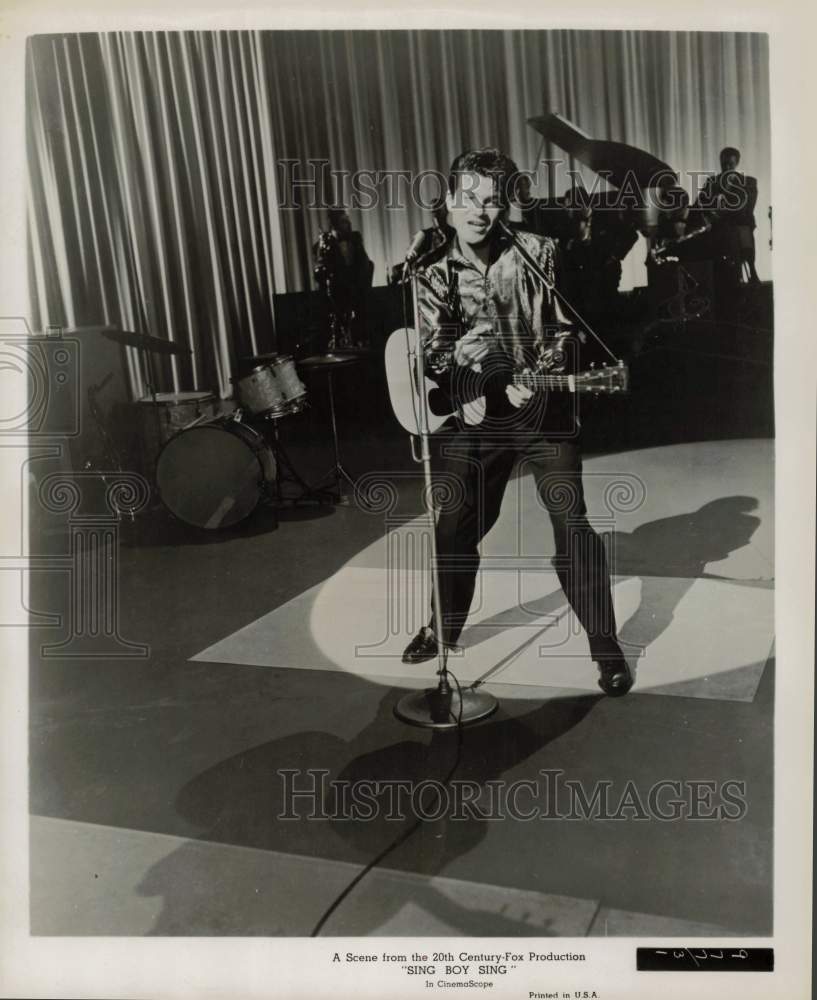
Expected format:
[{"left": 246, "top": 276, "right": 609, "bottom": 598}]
[{"left": 402, "top": 147, "right": 633, "bottom": 696}]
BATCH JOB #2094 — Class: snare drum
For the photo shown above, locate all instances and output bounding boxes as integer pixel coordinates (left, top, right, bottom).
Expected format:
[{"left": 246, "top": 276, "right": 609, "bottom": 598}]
[
  {"left": 233, "top": 356, "right": 307, "bottom": 417},
  {"left": 156, "top": 417, "right": 275, "bottom": 529},
  {"left": 137, "top": 389, "right": 217, "bottom": 438}
]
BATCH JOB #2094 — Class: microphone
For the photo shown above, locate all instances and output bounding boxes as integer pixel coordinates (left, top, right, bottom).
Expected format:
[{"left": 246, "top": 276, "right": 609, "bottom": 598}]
[
  {"left": 397, "top": 228, "right": 452, "bottom": 283},
  {"left": 404, "top": 229, "right": 428, "bottom": 263},
  {"left": 394, "top": 229, "right": 431, "bottom": 285}
]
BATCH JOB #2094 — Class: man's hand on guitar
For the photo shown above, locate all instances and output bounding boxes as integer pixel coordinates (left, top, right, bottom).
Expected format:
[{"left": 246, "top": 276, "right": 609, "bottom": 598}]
[
  {"left": 506, "top": 383, "right": 534, "bottom": 409},
  {"left": 453, "top": 322, "right": 494, "bottom": 368}
]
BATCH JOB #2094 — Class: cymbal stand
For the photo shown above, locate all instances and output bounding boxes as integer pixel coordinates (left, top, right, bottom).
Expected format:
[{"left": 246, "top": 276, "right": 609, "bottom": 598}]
[
  {"left": 139, "top": 340, "right": 158, "bottom": 403},
  {"left": 315, "top": 370, "right": 357, "bottom": 503},
  {"left": 263, "top": 414, "right": 335, "bottom": 506}
]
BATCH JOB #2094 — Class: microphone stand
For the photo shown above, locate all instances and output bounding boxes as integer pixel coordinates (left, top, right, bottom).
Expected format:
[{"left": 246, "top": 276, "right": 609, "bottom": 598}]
[
  {"left": 498, "top": 220, "right": 623, "bottom": 366},
  {"left": 392, "top": 254, "right": 498, "bottom": 730}
]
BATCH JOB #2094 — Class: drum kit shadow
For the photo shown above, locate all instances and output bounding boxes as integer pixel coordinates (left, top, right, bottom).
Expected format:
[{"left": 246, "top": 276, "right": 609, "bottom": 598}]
[{"left": 141, "top": 344, "right": 366, "bottom": 531}]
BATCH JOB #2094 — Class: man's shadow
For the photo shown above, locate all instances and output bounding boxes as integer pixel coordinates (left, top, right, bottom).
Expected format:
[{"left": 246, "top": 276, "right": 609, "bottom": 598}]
[
  {"left": 610, "top": 495, "right": 767, "bottom": 653},
  {"left": 135, "top": 685, "right": 602, "bottom": 936},
  {"left": 459, "top": 496, "right": 766, "bottom": 661}
]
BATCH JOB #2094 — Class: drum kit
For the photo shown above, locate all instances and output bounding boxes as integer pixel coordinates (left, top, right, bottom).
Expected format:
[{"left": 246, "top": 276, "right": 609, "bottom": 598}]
[
  {"left": 121, "top": 329, "right": 365, "bottom": 530},
  {"left": 231, "top": 354, "right": 309, "bottom": 419}
]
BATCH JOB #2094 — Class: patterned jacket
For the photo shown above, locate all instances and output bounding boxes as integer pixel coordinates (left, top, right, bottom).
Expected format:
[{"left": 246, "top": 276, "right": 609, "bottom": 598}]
[{"left": 415, "top": 227, "right": 573, "bottom": 376}]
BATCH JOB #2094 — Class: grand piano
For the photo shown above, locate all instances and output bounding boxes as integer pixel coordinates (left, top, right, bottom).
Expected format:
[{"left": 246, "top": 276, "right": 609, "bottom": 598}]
[
  {"left": 523, "top": 112, "right": 744, "bottom": 319},
  {"left": 525, "top": 111, "right": 751, "bottom": 247}
]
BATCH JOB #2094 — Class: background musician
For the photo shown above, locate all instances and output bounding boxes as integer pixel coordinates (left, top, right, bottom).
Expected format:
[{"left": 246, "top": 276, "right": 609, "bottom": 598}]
[
  {"left": 694, "top": 146, "right": 760, "bottom": 284},
  {"left": 312, "top": 208, "right": 374, "bottom": 351}
]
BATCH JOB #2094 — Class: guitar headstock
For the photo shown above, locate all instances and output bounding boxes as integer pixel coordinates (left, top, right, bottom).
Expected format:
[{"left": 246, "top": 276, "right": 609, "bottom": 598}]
[{"left": 575, "top": 361, "right": 629, "bottom": 395}]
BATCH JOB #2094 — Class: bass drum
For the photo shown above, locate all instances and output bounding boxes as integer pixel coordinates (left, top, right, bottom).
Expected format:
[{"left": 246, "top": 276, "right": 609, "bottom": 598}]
[{"left": 156, "top": 418, "right": 275, "bottom": 529}]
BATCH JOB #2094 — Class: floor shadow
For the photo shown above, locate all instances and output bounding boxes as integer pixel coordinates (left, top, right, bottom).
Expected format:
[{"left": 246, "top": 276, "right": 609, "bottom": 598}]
[
  {"left": 136, "top": 686, "right": 601, "bottom": 935},
  {"left": 459, "top": 496, "right": 765, "bottom": 658},
  {"left": 609, "top": 496, "right": 763, "bottom": 578},
  {"left": 121, "top": 500, "right": 336, "bottom": 548}
]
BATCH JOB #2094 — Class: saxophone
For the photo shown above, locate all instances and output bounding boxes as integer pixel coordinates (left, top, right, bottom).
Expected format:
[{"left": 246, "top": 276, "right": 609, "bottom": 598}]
[
  {"left": 313, "top": 229, "right": 335, "bottom": 283},
  {"left": 313, "top": 230, "right": 353, "bottom": 350}
]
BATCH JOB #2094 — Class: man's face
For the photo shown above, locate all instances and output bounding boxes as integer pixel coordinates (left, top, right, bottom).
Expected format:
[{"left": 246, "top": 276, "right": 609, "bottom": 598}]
[
  {"left": 446, "top": 173, "right": 504, "bottom": 247},
  {"left": 720, "top": 152, "right": 740, "bottom": 173},
  {"left": 333, "top": 212, "right": 352, "bottom": 235}
]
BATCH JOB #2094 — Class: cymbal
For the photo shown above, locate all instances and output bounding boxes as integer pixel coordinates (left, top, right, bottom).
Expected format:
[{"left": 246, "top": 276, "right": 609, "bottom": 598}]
[
  {"left": 299, "top": 352, "right": 365, "bottom": 368},
  {"left": 101, "top": 327, "right": 192, "bottom": 357}
]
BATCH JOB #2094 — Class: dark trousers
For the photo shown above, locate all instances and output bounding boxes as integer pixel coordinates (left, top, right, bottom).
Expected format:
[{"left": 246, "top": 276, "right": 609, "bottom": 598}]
[{"left": 429, "top": 430, "right": 621, "bottom": 661}]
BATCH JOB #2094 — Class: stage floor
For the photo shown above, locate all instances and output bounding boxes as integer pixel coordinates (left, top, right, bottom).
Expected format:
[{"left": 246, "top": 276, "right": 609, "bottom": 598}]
[
  {"left": 194, "top": 440, "right": 773, "bottom": 702},
  {"left": 29, "top": 438, "right": 774, "bottom": 937}
]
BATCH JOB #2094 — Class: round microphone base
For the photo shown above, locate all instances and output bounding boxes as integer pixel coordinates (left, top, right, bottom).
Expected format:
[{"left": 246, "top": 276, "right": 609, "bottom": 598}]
[{"left": 393, "top": 684, "right": 498, "bottom": 730}]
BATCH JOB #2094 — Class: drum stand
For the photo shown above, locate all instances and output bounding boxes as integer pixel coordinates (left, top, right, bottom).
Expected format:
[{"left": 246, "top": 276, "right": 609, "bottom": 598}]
[
  {"left": 321, "top": 370, "right": 357, "bottom": 502},
  {"left": 262, "top": 416, "right": 335, "bottom": 506},
  {"left": 299, "top": 355, "right": 363, "bottom": 505}
]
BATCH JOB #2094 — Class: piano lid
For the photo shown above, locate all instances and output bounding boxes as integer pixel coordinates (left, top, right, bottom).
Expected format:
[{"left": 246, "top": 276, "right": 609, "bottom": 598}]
[{"left": 527, "top": 112, "right": 677, "bottom": 190}]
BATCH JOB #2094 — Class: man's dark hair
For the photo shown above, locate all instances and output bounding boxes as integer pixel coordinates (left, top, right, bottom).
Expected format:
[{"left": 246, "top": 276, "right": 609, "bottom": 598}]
[
  {"left": 720, "top": 146, "right": 741, "bottom": 163},
  {"left": 447, "top": 148, "right": 520, "bottom": 206},
  {"left": 328, "top": 208, "right": 348, "bottom": 227}
]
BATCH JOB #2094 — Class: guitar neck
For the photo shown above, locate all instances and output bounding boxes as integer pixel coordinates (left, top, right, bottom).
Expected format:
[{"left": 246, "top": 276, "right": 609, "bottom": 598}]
[
  {"left": 425, "top": 346, "right": 628, "bottom": 396},
  {"left": 514, "top": 364, "right": 628, "bottom": 395},
  {"left": 428, "top": 356, "right": 577, "bottom": 391},
  {"left": 513, "top": 373, "right": 576, "bottom": 392}
]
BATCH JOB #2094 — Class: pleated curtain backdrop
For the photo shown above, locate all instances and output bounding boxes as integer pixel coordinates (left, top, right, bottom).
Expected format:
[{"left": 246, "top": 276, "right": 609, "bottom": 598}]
[{"left": 26, "top": 30, "right": 770, "bottom": 398}]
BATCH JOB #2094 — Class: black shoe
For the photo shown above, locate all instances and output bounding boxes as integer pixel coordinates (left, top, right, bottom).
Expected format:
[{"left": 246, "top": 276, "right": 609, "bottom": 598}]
[
  {"left": 402, "top": 626, "right": 439, "bottom": 665},
  {"left": 596, "top": 658, "right": 634, "bottom": 697}
]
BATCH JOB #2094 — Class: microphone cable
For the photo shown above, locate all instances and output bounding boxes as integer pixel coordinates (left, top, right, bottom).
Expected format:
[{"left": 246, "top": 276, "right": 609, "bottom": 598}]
[
  {"left": 312, "top": 247, "right": 470, "bottom": 934},
  {"left": 310, "top": 668, "right": 466, "bottom": 937}
]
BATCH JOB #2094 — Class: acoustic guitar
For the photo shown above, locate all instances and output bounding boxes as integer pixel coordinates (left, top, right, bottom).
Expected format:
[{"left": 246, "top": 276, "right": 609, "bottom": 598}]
[{"left": 385, "top": 327, "right": 629, "bottom": 435}]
